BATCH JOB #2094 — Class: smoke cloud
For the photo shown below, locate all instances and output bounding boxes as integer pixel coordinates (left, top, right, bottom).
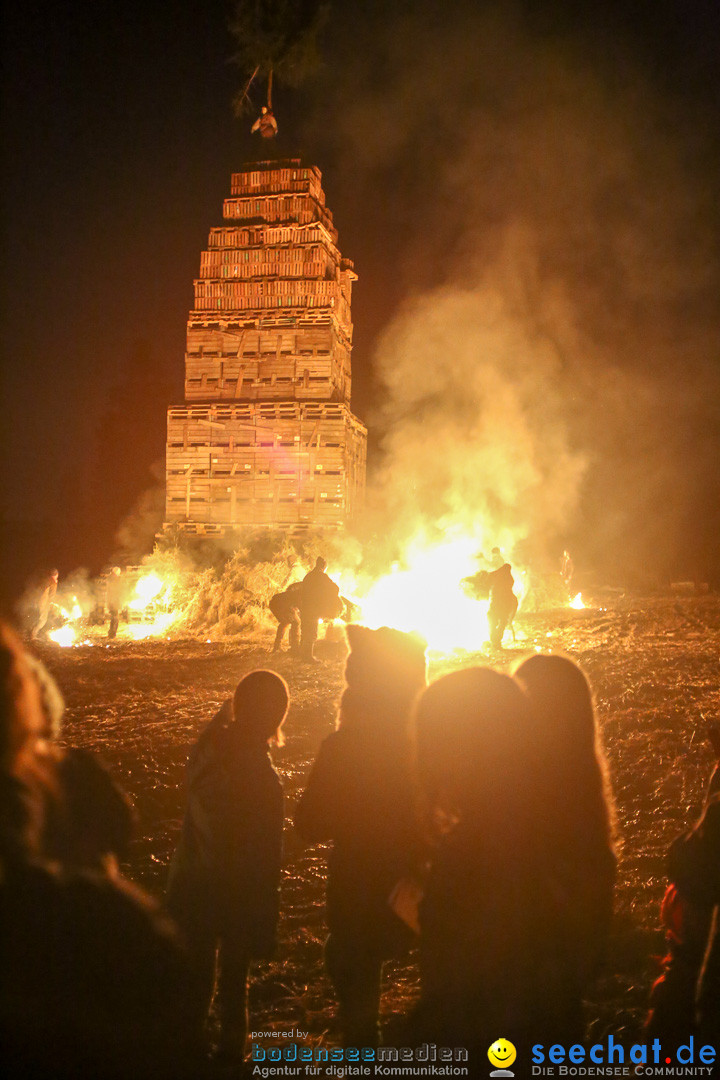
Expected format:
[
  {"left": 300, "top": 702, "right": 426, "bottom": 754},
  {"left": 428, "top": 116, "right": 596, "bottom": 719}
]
[
  {"left": 310, "top": 1, "right": 720, "bottom": 583},
  {"left": 370, "top": 254, "right": 588, "bottom": 557}
]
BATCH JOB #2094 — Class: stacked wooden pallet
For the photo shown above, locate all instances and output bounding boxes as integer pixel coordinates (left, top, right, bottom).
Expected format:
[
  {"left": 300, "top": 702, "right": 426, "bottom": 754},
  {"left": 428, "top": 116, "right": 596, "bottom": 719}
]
[
  {"left": 183, "top": 325, "right": 351, "bottom": 404},
  {"left": 184, "top": 354, "right": 351, "bottom": 404},
  {"left": 194, "top": 280, "right": 353, "bottom": 335},
  {"left": 222, "top": 198, "right": 338, "bottom": 241},
  {"left": 208, "top": 222, "right": 340, "bottom": 251},
  {"left": 200, "top": 254, "right": 332, "bottom": 280},
  {"left": 186, "top": 309, "right": 352, "bottom": 342},
  {"left": 195, "top": 277, "right": 345, "bottom": 303},
  {"left": 165, "top": 402, "right": 366, "bottom": 530},
  {"left": 230, "top": 164, "right": 325, "bottom": 204},
  {"left": 185, "top": 325, "right": 339, "bottom": 355},
  {"left": 164, "top": 158, "right": 367, "bottom": 534}
]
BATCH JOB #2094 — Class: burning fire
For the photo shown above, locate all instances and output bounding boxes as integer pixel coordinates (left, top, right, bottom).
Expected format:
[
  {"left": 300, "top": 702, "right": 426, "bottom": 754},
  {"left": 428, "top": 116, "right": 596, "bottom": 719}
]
[
  {"left": 45, "top": 570, "right": 184, "bottom": 647},
  {"left": 342, "top": 541, "right": 487, "bottom": 651},
  {"left": 337, "top": 536, "right": 526, "bottom": 653},
  {"left": 110, "top": 536, "right": 534, "bottom": 652},
  {"left": 125, "top": 611, "right": 179, "bottom": 641},
  {"left": 127, "top": 573, "right": 169, "bottom": 610},
  {"left": 48, "top": 596, "right": 84, "bottom": 647},
  {"left": 48, "top": 624, "right": 77, "bottom": 647},
  {"left": 43, "top": 541, "right": 586, "bottom": 651},
  {"left": 124, "top": 571, "right": 180, "bottom": 640}
]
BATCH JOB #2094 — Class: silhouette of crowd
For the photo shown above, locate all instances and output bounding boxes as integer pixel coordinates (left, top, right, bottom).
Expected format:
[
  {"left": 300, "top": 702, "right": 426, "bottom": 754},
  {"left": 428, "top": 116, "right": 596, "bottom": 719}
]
[
  {"left": 0, "top": 622, "right": 208, "bottom": 1079},
  {"left": 2, "top": 610, "right": 718, "bottom": 1077}
]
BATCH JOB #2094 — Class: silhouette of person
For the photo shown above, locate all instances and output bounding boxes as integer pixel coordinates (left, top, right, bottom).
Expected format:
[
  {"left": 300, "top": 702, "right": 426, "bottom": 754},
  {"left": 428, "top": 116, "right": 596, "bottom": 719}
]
[
  {"left": 296, "top": 625, "right": 427, "bottom": 1046},
  {"left": 645, "top": 723, "right": 720, "bottom": 1046},
  {"left": 299, "top": 557, "right": 342, "bottom": 661},
  {"left": 106, "top": 566, "right": 124, "bottom": 639},
  {"left": 413, "top": 666, "right": 589, "bottom": 1052},
  {"left": 487, "top": 563, "right": 518, "bottom": 648},
  {"left": 0, "top": 622, "right": 206, "bottom": 1080},
  {"left": 514, "top": 654, "right": 617, "bottom": 1030},
  {"left": 268, "top": 580, "right": 303, "bottom": 653},
  {"left": 560, "top": 550, "right": 575, "bottom": 591},
  {"left": 167, "top": 670, "right": 289, "bottom": 1063},
  {"left": 30, "top": 569, "right": 58, "bottom": 640}
]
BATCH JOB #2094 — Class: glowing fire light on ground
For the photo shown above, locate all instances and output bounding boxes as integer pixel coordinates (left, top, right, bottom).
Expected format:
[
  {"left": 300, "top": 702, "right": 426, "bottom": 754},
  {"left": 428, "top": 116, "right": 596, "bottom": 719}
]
[{"left": 569, "top": 592, "right": 585, "bottom": 610}]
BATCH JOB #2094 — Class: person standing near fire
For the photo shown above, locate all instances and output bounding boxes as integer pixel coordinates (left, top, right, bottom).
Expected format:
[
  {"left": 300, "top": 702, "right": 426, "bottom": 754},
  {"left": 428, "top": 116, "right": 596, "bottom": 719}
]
[
  {"left": 487, "top": 562, "right": 518, "bottom": 649},
  {"left": 489, "top": 546, "right": 505, "bottom": 569},
  {"left": 299, "top": 557, "right": 343, "bottom": 661},
  {"left": 166, "top": 670, "right": 289, "bottom": 1065},
  {"left": 106, "top": 566, "right": 124, "bottom": 640},
  {"left": 268, "top": 580, "right": 303, "bottom": 654},
  {"left": 30, "top": 568, "right": 59, "bottom": 641}
]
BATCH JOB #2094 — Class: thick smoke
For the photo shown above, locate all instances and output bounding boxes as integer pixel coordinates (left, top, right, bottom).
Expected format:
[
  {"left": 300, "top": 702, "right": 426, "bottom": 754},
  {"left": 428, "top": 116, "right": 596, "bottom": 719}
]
[
  {"left": 310, "top": 1, "right": 719, "bottom": 583},
  {"left": 369, "top": 231, "right": 588, "bottom": 561}
]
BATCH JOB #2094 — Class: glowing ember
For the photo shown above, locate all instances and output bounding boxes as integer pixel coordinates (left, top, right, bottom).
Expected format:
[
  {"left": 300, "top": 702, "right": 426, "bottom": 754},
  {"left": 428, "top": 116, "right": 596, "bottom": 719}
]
[{"left": 569, "top": 592, "right": 585, "bottom": 610}]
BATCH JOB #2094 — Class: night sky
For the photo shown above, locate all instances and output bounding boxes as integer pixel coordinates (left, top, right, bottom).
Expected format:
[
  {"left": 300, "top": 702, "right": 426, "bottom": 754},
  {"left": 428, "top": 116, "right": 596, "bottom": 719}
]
[{"left": 2, "top": 0, "right": 719, "bottom": 605}]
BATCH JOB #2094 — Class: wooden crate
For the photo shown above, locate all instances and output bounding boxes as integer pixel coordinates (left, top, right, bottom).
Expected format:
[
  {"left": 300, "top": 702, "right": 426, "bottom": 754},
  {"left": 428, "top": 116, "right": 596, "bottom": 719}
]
[
  {"left": 183, "top": 354, "right": 351, "bottom": 405},
  {"left": 191, "top": 279, "right": 353, "bottom": 340}
]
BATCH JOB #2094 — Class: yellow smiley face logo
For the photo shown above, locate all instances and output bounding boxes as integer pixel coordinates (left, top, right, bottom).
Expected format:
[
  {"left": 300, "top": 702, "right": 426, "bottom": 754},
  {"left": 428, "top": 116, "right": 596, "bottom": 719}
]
[{"left": 488, "top": 1039, "right": 517, "bottom": 1069}]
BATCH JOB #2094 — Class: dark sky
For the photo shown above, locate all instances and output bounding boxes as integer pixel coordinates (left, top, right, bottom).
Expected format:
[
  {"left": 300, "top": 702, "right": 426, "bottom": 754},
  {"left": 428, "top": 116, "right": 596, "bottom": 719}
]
[{"left": 1, "top": 0, "right": 719, "bottom": 592}]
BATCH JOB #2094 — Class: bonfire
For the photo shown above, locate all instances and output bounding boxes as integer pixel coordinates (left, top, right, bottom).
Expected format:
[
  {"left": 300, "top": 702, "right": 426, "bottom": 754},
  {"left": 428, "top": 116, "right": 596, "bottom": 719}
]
[{"left": 44, "top": 529, "right": 587, "bottom": 656}]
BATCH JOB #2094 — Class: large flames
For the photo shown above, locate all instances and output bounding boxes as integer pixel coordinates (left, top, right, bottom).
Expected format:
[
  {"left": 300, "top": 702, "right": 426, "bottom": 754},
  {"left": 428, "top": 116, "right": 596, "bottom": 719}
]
[
  {"left": 336, "top": 536, "right": 512, "bottom": 652},
  {"left": 46, "top": 568, "right": 184, "bottom": 647},
  {"left": 48, "top": 598, "right": 83, "bottom": 647},
  {"left": 124, "top": 572, "right": 181, "bottom": 640},
  {"left": 43, "top": 537, "right": 584, "bottom": 651}
]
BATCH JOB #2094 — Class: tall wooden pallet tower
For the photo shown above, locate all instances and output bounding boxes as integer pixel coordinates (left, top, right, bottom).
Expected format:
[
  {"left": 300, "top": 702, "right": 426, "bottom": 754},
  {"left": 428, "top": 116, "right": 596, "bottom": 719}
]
[{"left": 164, "top": 158, "right": 367, "bottom": 536}]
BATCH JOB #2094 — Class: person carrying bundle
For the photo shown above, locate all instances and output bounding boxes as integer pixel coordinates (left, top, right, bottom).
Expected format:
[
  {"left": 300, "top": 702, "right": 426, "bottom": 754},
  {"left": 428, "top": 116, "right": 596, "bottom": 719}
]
[
  {"left": 299, "top": 557, "right": 343, "bottom": 661},
  {"left": 487, "top": 562, "right": 518, "bottom": 648}
]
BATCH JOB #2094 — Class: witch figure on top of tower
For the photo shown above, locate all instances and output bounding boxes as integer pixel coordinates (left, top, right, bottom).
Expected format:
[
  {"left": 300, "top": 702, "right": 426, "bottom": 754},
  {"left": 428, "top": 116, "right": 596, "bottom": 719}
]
[
  {"left": 251, "top": 105, "right": 278, "bottom": 139},
  {"left": 231, "top": 0, "right": 327, "bottom": 143}
]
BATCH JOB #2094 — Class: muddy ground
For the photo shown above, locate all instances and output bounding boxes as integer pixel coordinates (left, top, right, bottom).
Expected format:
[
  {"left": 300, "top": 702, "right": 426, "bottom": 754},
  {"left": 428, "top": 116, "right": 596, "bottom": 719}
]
[{"left": 38, "top": 595, "right": 720, "bottom": 1048}]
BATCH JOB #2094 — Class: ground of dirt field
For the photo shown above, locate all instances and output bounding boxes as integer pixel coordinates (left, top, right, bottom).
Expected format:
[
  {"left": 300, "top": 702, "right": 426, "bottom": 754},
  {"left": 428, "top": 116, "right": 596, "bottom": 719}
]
[{"left": 36, "top": 594, "right": 720, "bottom": 1053}]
